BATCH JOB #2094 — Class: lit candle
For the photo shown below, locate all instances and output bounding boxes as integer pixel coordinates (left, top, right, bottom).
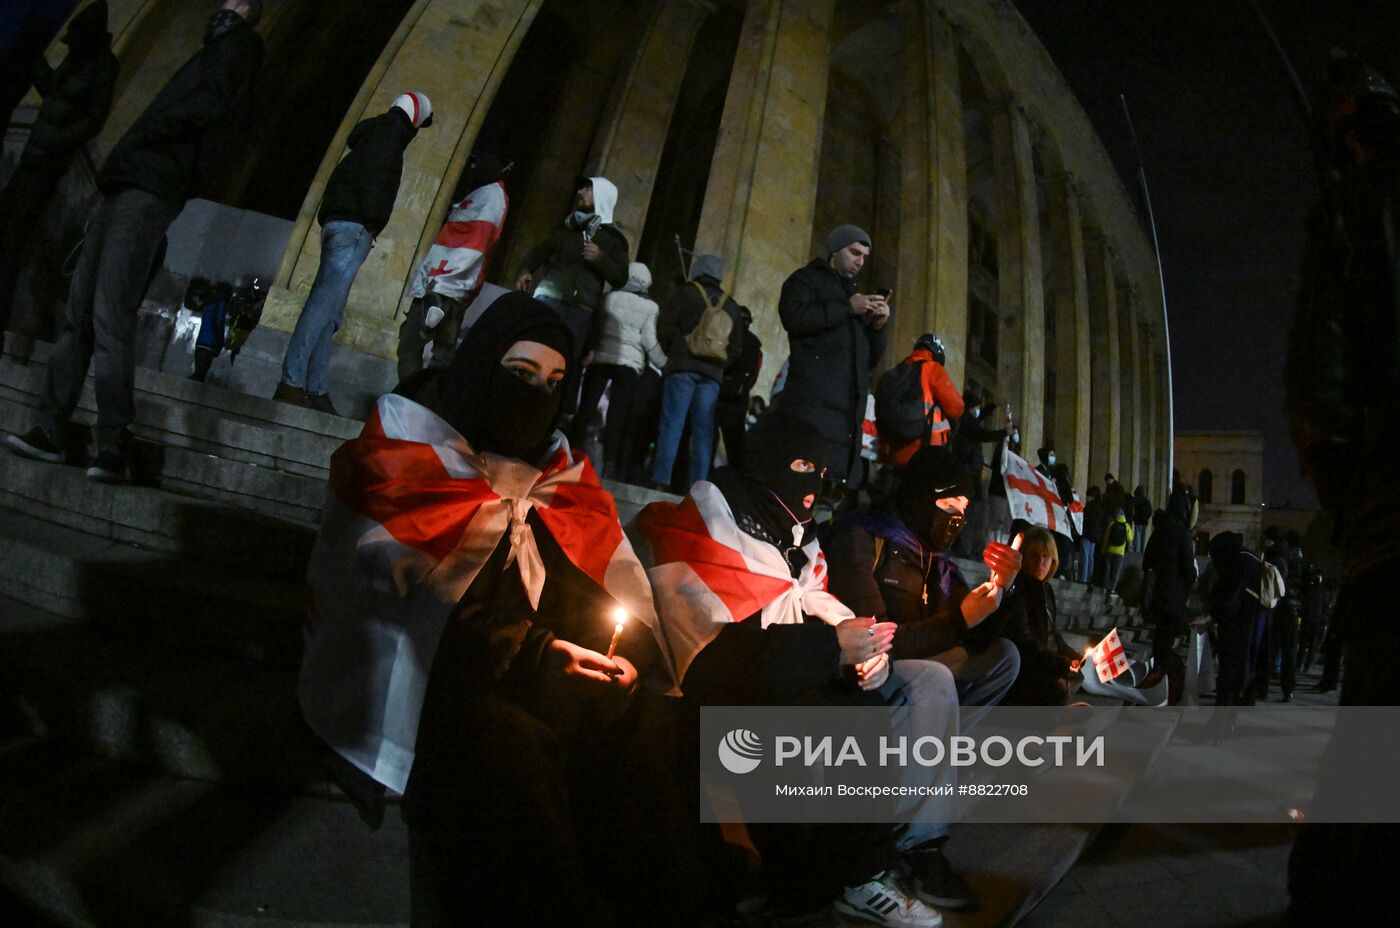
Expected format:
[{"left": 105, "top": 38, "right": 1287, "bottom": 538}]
[
  {"left": 993, "top": 532, "right": 1024, "bottom": 589},
  {"left": 605, "top": 605, "right": 628, "bottom": 661}
]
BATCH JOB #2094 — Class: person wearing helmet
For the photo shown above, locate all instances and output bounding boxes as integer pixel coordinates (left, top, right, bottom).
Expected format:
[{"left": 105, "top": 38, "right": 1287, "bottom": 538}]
[
  {"left": 274, "top": 91, "right": 433, "bottom": 415},
  {"left": 879, "top": 332, "right": 966, "bottom": 468}
]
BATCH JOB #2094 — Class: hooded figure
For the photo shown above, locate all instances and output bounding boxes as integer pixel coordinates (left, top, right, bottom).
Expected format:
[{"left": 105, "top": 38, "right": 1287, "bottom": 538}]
[
  {"left": 516, "top": 175, "right": 630, "bottom": 362},
  {"left": 574, "top": 262, "right": 667, "bottom": 477},
  {"left": 300, "top": 292, "right": 674, "bottom": 925}
]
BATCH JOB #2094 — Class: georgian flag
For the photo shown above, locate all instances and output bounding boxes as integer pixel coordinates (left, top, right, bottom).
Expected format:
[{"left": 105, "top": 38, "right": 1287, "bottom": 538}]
[
  {"left": 1069, "top": 489, "right": 1085, "bottom": 536},
  {"left": 299, "top": 393, "right": 670, "bottom": 793},
  {"left": 1001, "top": 447, "right": 1072, "bottom": 534},
  {"left": 1086, "top": 628, "right": 1131, "bottom": 682},
  {"left": 408, "top": 180, "right": 508, "bottom": 303},
  {"left": 634, "top": 481, "right": 854, "bottom": 688}
]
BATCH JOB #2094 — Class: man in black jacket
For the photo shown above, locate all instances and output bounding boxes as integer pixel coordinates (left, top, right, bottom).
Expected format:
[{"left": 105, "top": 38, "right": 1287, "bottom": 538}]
[
  {"left": 6, "top": 0, "right": 263, "bottom": 482},
  {"left": 772, "top": 224, "right": 889, "bottom": 485},
  {"left": 515, "top": 176, "right": 629, "bottom": 365},
  {"left": 650, "top": 253, "right": 746, "bottom": 489},
  {"left": 1139, "top": 497, "right": 1198, "bottom": 686},
  {"left": 714, "top": 307, "right": 761, "bottom": 470},
  {"left": 275, "top": 91, "right": 432, "bottom": 414},
  {"left": 0, "top": 0, "right": 117, "bottom": 346}
]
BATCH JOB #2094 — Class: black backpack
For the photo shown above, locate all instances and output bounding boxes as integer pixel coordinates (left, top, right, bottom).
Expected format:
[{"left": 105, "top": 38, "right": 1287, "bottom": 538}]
[
  {"left": 874, "top": 359, "right": 928, "bottom": 444},
  {"left": 1107, "top": 520, "right": 1128, "bottom": 547}
]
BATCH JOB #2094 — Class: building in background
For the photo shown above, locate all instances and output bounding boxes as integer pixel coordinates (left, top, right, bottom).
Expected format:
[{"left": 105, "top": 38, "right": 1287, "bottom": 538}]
[
  {"left": 1, "top": 0, "right": 1172, "bottom": 500},
  {"left": 1175, "top": 430, "right": 1263, "bottom": 550}
]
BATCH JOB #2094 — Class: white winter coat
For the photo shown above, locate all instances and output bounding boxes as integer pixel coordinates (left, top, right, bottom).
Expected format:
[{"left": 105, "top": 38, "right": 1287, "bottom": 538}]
[{"left": 592, "top": 262, "right": 667, "bottom": 373}]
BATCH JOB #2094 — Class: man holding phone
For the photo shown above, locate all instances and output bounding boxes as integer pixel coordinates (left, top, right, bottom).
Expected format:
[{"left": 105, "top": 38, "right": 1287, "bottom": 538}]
[{"left": 772, "top": 224, "right": 890, "bottom": 486}]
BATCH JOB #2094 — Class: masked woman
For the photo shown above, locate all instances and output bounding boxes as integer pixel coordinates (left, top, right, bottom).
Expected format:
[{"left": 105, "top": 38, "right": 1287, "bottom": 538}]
[{"left": 298, "top": 292, "right": 675, "bottom": 927}]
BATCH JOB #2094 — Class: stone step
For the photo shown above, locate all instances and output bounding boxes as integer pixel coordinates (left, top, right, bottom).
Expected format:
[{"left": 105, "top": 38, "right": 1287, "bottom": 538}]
[
  {"left": 3, "top": 594, "right": 318, "bottom": 788},
  {"left": 0, "top": 740, "right": 408, "bottom": 928},
  {"left": 0, "top": 506, "right": 305, "bottom": 666}
]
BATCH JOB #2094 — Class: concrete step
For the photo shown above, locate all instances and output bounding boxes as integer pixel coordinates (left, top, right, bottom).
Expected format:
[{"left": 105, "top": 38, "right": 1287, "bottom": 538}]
[
  {"left": 3, "top": 595, "right": 318, "bottom": 787},
  {"left": 0, "top": 507, "right": 305, "bottom": 666},
  {"left": 0, "top": 740, "right": 408, "bottom": 928}
]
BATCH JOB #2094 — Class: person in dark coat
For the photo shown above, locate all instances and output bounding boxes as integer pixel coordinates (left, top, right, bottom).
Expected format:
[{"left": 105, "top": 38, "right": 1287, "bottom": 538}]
[
  {"left": 515, "top": 176, "right": 629, "bottom": 365},
  {"left": 1252, "top": 525, "right": 1292, "bottom": 702},
  {"left": 5, "top": 0, "right": 264, "bottom": 483},
  {"left": 1206, "top": 531, "right": 1268, "bottom": 707},
  {"left": 1131, "top": 485, "right": 1153, "bottom": 552},
  {"left": 714, "top": 307, "right": 761, "bottom": 470},
  {"left": 0, "top": 0, "right": 118, "bottom": 344},
  {"left": 275, "top": 91, "right": 432, "bottom": 414},
  {"left": 975, "top": 528, "right": 1075, "bottom": 705},
  {"left": 650, "top": 253, "right": 747, "bottom": 490},
  {"left": 1138, "top": 498, "right": 1198, "bottom": 687},
  {"left": 1080, "top": 485, "right": 1107, "bottom": 585},
  {"left": 770, "top": 224, "right": 889, "bottom": 485},
  {"left": 949, "top": 395, "right": 1006, "bottom": 558}
]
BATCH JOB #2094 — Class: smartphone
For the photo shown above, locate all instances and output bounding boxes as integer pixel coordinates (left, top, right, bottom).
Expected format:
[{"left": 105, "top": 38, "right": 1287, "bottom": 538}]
[{"left": 875, "top": 287, "right": 892, "bottom": 299}]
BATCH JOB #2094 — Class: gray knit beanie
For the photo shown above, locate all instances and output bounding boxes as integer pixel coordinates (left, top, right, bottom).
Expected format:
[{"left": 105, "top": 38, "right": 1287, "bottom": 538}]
[{"left": 825, "top": 223, "right": 871, "bottom": 256}]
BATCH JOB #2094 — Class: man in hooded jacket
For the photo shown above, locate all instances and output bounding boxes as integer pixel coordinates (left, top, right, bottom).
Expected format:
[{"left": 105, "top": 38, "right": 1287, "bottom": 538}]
[
  {"left": 772, "top": 224, "right": 890, "bottom": 485},
  {"left": 0, "top": 0, "right": 118, "bottom": 345},
  {"left": 6, "top": 0, "right": 263, "bottom": 483},
  {"left": 516, "top": 176, "right": 629, "bottom": 364},
  {"left": 276, "top": 91, "right": 432, "bottom": 414}
]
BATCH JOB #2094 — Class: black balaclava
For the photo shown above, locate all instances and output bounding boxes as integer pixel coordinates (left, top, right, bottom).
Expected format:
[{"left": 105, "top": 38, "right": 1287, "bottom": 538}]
[
  {"left": 64, "top": 1, "right": 110, "bottom": 55},
  {"left": 896, "top": 446, "right": 973, "bottom": 551},
  {"left": 737, "top": 413, "right": 828, "bottom": 547},
  {"left": 460, "top": 152, "right": 505, "bottom": 193},
  {"left": 404, "top": 291, "right": 575, "bottom": 462}
]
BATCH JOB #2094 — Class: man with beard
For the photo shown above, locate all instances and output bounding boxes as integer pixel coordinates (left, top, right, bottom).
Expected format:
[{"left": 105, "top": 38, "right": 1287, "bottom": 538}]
[
  {"left": 516, "top": 176, "right": 629, "bottom": 365},
  {"left": 5, "top": 0, "right": 263, "bottom": 482},
  {"left": 638, "top": 413, "right": 952, "bottom": 927},
  {"left": 299, "top": 292, "right": 678, "bottom": 927},
  {"left": 824, "top": 444, "right": 1023, "bottom": 911},
  {"left": 771, "top": 224, "right": 890, "bottom": 486}
]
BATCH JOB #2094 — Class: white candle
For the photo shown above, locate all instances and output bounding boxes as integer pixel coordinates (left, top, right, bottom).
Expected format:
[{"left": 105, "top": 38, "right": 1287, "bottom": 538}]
[{"left": 605, "top": 605, "right": 628, "bottom": 661}]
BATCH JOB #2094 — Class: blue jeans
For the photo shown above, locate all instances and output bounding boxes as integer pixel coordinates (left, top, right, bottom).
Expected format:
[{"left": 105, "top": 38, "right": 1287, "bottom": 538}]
[
  {"left": 1081, "top": 539, "right": 1097, "bottom": 584},
  {"left": 879, "top": 659, "right": 959, "bottom": 850},
  {"left": 930, "top": 638, "right": 1020, "bottom": 726},
  {"left": 651, "top": 371, "right": 720, "bottom": 488},
  {"left": 281, "top": 220, "right": 374, "bottom": 395}
]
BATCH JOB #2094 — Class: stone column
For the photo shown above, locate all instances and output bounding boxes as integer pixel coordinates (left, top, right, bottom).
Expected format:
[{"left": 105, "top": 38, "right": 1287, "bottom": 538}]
[
  {"left": 265, "top": 0, "right": 544, "bottom": 359},
  {"left": 1085, "top": 237, "right": 1121, "bottom": 484},
  {"left": 693, "top": 0, "right": 835, "bottom": 397},
  {"left": 586, "top": 0, "right": 707, "bottom": 245},
  {"left": 894, "top": 1, "right": 968, "bottom": 386},
  {"left": 1120, "top": 286, "right": 1142, "bottom": 491},
  {"left": 986, "top": 96, "right": 1045, "bottom": 457},
  {"left": 1042, "top": 173, "right": 1093, "bottom": 492}
]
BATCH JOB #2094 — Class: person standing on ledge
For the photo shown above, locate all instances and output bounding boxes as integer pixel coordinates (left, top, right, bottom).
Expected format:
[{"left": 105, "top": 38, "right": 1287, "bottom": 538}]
[
  {"left": 5, "top": 0, "right": 264, "bottom": 483},
  {"left": 274, "top": 91, "right": 433, "bottom": 416},
  {"left": 770, "top": 224, "right": 889, "bottom": 488}
]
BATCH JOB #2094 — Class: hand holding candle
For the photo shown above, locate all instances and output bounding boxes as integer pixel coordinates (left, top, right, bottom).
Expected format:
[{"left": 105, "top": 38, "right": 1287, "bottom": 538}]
[
  {"left": 605, "top": 605, "right": 628, "bottom": 661},
  {"left": 985, "top": 532, "right": 1024, "bottom": 590}
]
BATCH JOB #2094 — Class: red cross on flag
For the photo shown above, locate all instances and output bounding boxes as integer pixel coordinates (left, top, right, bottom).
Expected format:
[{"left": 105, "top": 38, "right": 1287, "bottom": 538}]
[
  {"left": 1087, "top": 628, "right": 1131, "bottom": 681},
  {"left": 1000, "top": 447, "right": 1071, "bottom": 533}
]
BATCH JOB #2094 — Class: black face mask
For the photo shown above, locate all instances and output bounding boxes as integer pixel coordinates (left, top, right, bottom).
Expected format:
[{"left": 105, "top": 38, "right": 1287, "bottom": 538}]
[
  {"left": 477, "top": 366, "right": 561, "bottom": 460},
  {"left": 205, "top": 9, "right": 243, "bottom": 44},
  {"left": 927, "top": 508, "right": 966, "bottom": 552}
]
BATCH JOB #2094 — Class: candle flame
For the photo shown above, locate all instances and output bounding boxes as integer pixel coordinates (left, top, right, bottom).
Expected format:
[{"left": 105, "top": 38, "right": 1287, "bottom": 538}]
[{"left": 612, "top": 606, "right": 628, "bottom": 626}]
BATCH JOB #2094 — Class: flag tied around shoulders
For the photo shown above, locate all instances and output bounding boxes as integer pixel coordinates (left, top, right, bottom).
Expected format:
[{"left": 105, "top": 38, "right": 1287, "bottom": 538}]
[
  {"left": 1000, "top": 446, "right": 1072, "bottom": 534},
  {"left": 1086, "top": 628, "right": 1131, "bottom": 682},
  {"left": 298, "top": 393, "right": 670, "bottom": 793},
  {"left": 634, "top": 481, "right": 854, "bottom": 688}
]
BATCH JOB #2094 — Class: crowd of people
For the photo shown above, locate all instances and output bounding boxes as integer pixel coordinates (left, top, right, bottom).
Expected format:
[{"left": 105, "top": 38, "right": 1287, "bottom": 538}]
[{"left": 1, "top": 3, "right": 1392, "bottom": 926}]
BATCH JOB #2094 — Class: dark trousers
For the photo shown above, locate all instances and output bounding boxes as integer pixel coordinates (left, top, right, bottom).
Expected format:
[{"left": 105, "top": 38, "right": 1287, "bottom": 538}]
[
  {"left": 40, "top": 188, "right": 181, "bottom": 456},
  {"left": 1267, "top": 603, "right": 1298, "bottom": 698},
  {"left": 568, "top": 362, "right": 639, "bottom": 478},
  {"left": 714, "top": 394, "right": 748, "bottom": 468},
  {"left": 0, "top": 161, "right": 66, "bottom": 336},
  {"left": 396, "top": 293, "right": 466, "bottom": 382}
]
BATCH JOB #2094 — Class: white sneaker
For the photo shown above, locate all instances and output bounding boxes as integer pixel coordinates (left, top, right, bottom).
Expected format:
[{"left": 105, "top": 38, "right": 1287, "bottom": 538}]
[{"left": 834, "top": 870, "right": 942, "bottom": 927}]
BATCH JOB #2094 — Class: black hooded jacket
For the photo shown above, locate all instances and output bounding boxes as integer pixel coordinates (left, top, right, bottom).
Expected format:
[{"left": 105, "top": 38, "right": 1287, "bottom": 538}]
[
  {"left": 773, "top": 257, "right": 887, "bottom": 480},
  {"left": 22, "top": 3, "right": 117, "bottom": 169},
  {"left": 98, "top": 14, "right": 263, "bottom": 201},
  {"left": 319, "top": 109, "right": 418, "bottom": 236}
]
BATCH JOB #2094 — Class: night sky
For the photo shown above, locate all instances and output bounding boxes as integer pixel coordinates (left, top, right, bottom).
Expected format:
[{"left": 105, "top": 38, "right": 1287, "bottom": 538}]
[{"left": 1015, "top": 0, "right": 1400, "bottom": 509}]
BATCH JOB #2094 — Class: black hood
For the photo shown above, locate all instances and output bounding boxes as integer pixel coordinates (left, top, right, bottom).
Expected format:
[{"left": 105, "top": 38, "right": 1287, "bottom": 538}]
[
  {"left": 399, "top": 292, "right": 575, "bottom": 461},
  {"left": 896, "top": 445, "right": 973, "bottom": 546},
  {"left": 64, "top": 1, "right": 110, "bottom": 54}
]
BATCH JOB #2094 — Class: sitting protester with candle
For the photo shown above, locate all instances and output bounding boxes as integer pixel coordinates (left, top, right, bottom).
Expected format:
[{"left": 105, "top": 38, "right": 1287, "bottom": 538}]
[
  {"left": 298, "top": 292, "right": 676, "bottom": 927},
  {"left": 969, "top": 527, "right": 1078, "bottom": 705},
  {"left": 636, "top": 412, "right": 956, "bottom": 928}
]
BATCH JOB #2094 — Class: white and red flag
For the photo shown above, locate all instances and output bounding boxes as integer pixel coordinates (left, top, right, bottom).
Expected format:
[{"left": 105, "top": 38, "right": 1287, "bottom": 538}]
[
  {"left": 634, "top": 481, "right": 855, "bottom": 687},
  {"left": 1069, "top": 489, "right": 1084, "bottom": 536},
  {"left": 298, "top": 393, "right": 669, "bottom": 793},
  {"left": 1000, "top": 447, "right": 1072, "bottom": 534},
  {"left": 408, "top": 180, "right": 508, "bottom": 303},
  {"left": 1086, "top": 628, "right": 1131, "bottom": 682}
]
